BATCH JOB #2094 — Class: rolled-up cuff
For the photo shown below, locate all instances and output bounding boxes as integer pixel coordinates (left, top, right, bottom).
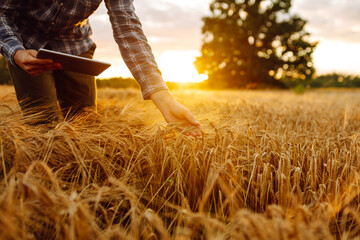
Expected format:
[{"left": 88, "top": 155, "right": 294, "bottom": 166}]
[
  {"left": 6, "top": 40, "right": 25, "bottom": 66},
  {"left": 138, "top": 74, "right": 169, "bottom": 100}
]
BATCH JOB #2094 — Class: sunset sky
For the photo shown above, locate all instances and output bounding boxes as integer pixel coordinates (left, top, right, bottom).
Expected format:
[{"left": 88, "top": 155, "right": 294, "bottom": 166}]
[{"left": 89, "top": 0, "right": 360, "bottom": 82}]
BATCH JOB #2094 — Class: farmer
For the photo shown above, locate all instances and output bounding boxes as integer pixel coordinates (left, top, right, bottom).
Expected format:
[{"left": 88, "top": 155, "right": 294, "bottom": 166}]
[{"left": 0, "top": 0, "right": 202, "bottom": 136}]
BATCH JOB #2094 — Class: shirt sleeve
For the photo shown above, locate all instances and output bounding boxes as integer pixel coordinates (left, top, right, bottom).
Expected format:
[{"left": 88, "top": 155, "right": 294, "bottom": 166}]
[
  {"left": 0, "top": 2, "right": 25, "bottom": 66},
  {"left": 104, "top": 0, "right": 168, "bottom": 100}
]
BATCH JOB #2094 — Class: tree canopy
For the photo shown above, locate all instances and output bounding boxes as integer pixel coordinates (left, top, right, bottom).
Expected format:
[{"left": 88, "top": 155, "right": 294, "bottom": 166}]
[{"left": 195, "top": 0, "right": 318, "bottom": 88}]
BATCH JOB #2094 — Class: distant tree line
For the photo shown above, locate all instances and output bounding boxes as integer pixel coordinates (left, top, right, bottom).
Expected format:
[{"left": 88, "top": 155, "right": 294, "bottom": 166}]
[
  {"left": 283, "top": 73, "right": 360, "bottom": 88},
  {"left": 96, "top": 77, "right": 139, "bottom": 89},
  {"left": 1, "top": 56, "right": 359, "bottom": 90},
  {"left": 94, "top": 74, "right": 360, "bottom": 90}
]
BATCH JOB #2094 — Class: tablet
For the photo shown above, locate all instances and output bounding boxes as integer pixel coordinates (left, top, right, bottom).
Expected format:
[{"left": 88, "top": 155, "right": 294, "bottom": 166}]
[{"left": 36, "top": 48, "right": 111, "bottom": 76}]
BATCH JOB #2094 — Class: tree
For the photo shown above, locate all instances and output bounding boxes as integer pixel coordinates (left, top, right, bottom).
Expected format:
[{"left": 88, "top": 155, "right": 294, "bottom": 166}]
[
  {"left": 195, "top": 0, "right": 317, "bottom": 89},
  {"left": 0, "top": 55, "right": 11, "bottom": 85}
]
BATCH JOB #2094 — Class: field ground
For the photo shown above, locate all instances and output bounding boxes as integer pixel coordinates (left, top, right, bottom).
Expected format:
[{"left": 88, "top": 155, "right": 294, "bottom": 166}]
[{"left": 1, "top": 85, "right": 360, "bottom": 239}]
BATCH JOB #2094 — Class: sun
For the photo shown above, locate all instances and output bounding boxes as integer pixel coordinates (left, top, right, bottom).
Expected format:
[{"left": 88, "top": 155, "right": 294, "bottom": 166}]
[{"left": 157, "top": 50, "right": 208, "bottom": 83}]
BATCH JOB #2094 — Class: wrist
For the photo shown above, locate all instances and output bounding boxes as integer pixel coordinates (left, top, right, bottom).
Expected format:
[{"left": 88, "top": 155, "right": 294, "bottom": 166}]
[
  {"left": 11, "top": 47, "right": 26, "bottom": 67},
  {"left": 150, "top": 90, "right": 176, "bottom": 109},
  {"left": 13, "top": 49, "right": 26, "bottom": 65},
  {"left": 150, "top": 90, "right": 174, "bottom": 101}
]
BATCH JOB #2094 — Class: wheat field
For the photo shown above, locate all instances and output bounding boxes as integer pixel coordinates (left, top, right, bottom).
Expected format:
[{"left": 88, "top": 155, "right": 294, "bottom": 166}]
[{"left": 1, "top": 85, "right": 360, "bottom": 239}]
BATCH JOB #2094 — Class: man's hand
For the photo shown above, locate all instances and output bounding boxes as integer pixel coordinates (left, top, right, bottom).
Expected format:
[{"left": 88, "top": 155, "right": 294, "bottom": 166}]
[
  {"left": 150, "top": 90, "right": 203, "bottom": 137},
  {"left": 14, "top": 49, "right": 62, "bottom": 76}
]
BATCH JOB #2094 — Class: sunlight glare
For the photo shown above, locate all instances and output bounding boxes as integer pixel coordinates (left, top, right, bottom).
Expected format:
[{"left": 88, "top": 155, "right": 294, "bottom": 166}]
[
  {"left": 314, "top": 40, "right": 360, "bottom": 76},
  {"left": 157, "top": 50, "right": 208, "bottom": 83}
]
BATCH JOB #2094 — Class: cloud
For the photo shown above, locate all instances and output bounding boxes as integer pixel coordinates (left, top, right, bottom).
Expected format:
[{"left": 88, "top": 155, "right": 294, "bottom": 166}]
[
  {"left": 90, "top": 0, "right": 211, "bottom": 53},
  {"left": 291, "top": 0, "right": 360, "bottom": 75},
  {"left": 133, "top": 0, "right": 211, "bottom": 52},
  {"left": 89, "top": 0, "right": 212, "bottom": 78},
  {"left": 292, "top": 0, "right": 360, "bottom": 43},
  {"left": 90, "top": 0, "right": 360, "bottom": 52}
]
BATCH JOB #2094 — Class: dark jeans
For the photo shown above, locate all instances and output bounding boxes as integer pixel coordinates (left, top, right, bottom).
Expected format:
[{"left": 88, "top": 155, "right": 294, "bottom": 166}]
[{"left": 8, "top": 44, "right": 97, "bottom": 124}]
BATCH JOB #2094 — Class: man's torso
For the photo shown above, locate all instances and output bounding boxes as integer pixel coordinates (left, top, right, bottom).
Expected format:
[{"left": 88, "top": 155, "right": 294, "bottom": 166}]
[{"left": 2, "top": 0, "right": 103, "bottom": 54}]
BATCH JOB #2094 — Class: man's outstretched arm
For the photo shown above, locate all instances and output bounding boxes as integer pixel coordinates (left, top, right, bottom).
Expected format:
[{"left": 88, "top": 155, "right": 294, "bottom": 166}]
[
  {"left": 104, "top": 0, "right": 202, "bottom": 135},
  {"left": 104, "top": 0, "right": 168, "bottom": 100}
]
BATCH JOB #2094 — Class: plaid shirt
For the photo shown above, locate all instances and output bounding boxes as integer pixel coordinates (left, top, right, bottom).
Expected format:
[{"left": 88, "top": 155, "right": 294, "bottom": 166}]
[{"left": 0, "top": 0, "right": 168, "bottom": 99}]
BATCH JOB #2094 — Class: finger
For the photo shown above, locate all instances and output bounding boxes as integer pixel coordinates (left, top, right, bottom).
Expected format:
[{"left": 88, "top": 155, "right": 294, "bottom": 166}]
[
  {"left": 24, "top": 58, "right": 55, "bottom": 65},
  {"left": 26, "top": 50, "right": 54, "bottom": 64},
  {"left": 25, "top": 63, "right": 62, "bottom": 72},
  {"left": 184, "top": 110, "right": 201, "bottom": 126},
  {"left": 28, "top": 49, "right": 39, "bottom": 58},
  {"left": 27, "top": 65, "right": 62, "bottom": 75},
  {"left": 28, "top": 49, "right": 55, "bottom": 65},
  {"left": 196, "top": 124, "right": 204, "bottom": 133},
  {"left": 185, "top": 125, "right": 203, "bottom": 137},
  {"left": 188, "top": 131, "right": 202, "bottom": 137},
  {"left": 185, "top": 112, "right": 204, "bottom": 136},
  {"left": 38, "top": 63, "right": 62, "bottom": 70}
]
